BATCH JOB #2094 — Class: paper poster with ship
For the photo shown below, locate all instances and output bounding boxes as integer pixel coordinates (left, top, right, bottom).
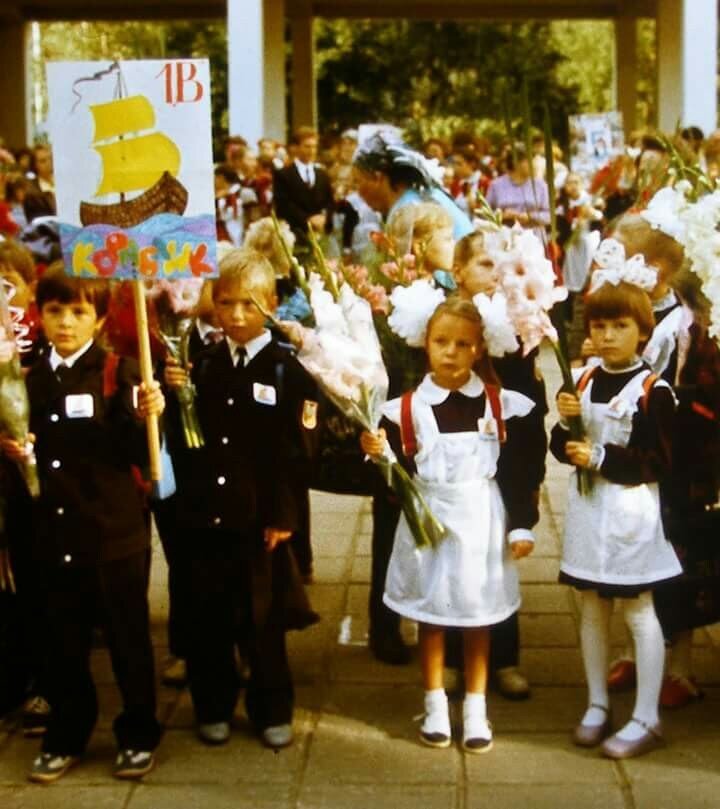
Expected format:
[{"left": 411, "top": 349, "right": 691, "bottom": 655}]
[{"left": 47, "top": 60, "right": 217, "bottom": 280}]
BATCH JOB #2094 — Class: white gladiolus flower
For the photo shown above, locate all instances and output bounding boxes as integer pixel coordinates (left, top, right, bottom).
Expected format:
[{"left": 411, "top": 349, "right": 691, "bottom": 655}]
[{"left": 472, "top": 292, "right": 519, "bottom": 357}]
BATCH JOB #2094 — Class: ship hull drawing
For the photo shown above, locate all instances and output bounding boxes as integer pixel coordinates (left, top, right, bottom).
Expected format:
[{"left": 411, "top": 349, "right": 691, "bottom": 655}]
[{"left": 80, "top": 171, "right": 188, "bottom": 228}]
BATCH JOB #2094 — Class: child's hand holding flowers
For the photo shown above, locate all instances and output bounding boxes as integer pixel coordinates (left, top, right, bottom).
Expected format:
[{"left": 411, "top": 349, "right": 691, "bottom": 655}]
[
  {"left": 163, "top": 356, "right": 190, "bottom": 390},
  {"left": 0, "top": 431, "right": 35, "bottom": 463},
  {"left": 359, "top": 428, "right": 387, "bottom": 458}
]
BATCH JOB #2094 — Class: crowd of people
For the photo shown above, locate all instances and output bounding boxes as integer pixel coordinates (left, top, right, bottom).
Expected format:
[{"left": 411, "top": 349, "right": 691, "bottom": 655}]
[{"left": 0, "top": 120, "right": 718, "bottom": 783}]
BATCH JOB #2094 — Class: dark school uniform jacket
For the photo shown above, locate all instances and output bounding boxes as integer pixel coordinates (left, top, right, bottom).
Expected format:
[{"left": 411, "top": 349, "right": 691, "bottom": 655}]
[
  {"left": 186, "top": 336, "right": 319, "bottom": 544},
  {"left": 25, "top": 342, "right": 150, "bottom": 568}
]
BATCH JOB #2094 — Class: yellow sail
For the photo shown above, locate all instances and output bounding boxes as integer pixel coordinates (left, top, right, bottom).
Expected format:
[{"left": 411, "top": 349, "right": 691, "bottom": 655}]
[
  {"left": 90, "top": 96, "right": 155, "bottom": 143},
  {"left": 94, "top": 133, "right": 181, "bottom": 196}
]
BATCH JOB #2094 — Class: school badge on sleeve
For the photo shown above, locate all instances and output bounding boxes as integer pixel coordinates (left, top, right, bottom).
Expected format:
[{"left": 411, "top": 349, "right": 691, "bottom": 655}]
[{"left": 302, "top": 400, "right": 318, "bottom": 430}]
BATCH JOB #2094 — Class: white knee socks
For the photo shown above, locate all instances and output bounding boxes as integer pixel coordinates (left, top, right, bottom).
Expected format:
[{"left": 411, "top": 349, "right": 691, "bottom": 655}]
[{"left": 579, "top": 591, "right": 612, "bottom": 726}]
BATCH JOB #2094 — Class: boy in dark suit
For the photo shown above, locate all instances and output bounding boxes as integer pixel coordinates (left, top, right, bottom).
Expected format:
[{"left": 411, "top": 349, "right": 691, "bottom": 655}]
[
  {"left": 273, "top": 127, "right": 334, "bottom": 244},
  {"left": 0, "top": 266, "right": 165, "bottom": 782},
  {"left": 164, "top": 248, "right": 319, "bottom": 749}
]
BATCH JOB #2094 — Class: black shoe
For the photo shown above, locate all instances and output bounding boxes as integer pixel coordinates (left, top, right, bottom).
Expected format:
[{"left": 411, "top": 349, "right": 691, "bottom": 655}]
[{"left": 369, "top": 631, "right": 411, "bottom": 665}]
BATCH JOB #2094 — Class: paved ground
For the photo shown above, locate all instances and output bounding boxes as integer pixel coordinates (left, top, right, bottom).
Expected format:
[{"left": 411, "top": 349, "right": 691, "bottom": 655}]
[{"left": 1, "top": 350, "right": 719, "bottom": 808}]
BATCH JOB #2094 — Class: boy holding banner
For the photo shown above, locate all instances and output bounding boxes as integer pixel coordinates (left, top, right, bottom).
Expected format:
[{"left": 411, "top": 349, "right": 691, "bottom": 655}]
[{"left": 0, "top": 266, "right": 165, "bottom": 782}]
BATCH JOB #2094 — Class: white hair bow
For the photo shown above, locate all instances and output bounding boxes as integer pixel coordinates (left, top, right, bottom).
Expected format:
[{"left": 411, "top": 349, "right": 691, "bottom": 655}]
[{"left": 589, "top": 238, "right": 658, "bottom": 294}]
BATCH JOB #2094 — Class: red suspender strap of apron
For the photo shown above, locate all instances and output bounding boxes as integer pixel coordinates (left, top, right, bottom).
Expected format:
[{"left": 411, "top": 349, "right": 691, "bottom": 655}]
[
  {"left": 103, "top": 352, "right": 120, "bottom": 398},
  {"left": 484, "top": 383, "right": 506, "bottom": 443},
  {"left": 400, "top": 390, "right": 417, "bottom": 458},
  {"left": 575, "top": 365, "right": 597, "bottom": 395},
  {"left": 641, "top": 373, "right": 658, "bottom": 415}
]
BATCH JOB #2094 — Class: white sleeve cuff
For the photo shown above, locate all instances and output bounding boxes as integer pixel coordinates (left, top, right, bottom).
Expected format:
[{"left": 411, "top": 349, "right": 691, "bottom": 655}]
[
  {"left": 589, "top": 443, "right": 606, "bottom": 472},
  {"left": 508, "top": 528, "right": 535, "bottom": 544}
]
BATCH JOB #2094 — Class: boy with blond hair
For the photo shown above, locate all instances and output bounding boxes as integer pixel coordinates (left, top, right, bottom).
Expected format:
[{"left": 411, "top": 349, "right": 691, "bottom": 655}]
[{"left": 165, "top": 248, "right": 319, "bottom": 749}]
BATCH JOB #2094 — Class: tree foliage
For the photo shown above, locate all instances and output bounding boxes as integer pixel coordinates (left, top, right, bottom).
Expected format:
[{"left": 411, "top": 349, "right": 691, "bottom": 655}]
[
  {"left": 315, "top": 20, "right": 582, "bottom": 146},
  {"left": 35, "top": 17, "right": 659, "bottom": 149}
]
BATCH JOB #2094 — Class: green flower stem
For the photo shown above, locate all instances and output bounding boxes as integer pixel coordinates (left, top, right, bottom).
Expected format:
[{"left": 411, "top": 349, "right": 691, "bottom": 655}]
[{"left": 549, "top": 340, "right": 593, "bottom": 496}]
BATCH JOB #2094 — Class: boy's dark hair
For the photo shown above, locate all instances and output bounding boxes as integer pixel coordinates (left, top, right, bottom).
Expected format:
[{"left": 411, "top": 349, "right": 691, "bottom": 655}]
[
  {"left": 36, "top": 261, "right": 111, "bottom": 317},
  {"left": 291, "top": 126, "right": 318, "bottom": 146},
  {"left": 0, "top": 239, "right": 37, "bottom": 284},
  {"left": 453, "top": 147, "right": 480, "bottom": 168},
  {"left": 505, "top": 144, "right": 528, "bottom": 172},
  {"left": 214, "top": 164, "right": 241, "bottom": 185},
  {"left": 585, "top": 281, "right": 655, "bottom": 341}
]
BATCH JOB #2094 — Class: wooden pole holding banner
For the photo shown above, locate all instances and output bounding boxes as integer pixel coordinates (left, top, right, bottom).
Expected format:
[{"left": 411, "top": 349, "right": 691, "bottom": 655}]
[{"left": 132, "top": 280, "right": 162, "bottom": 482}]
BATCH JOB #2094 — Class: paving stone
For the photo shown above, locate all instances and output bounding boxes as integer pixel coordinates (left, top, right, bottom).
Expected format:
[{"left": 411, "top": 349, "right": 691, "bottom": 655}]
[
  {"left": 487, "top": 687, "right": 587, "bottom": 733},
  {"left": 464, "top": 733, "right": 618, "bottom": 784},
  {"left": 622, "top": 731, "right": 720, "bottom": 784},
  {"left": 466, "top": 784, "right": 625, "bottom": 809},
  {"left": 128, "top": 784, "right": 292, "bottom": 809},
  {"left": 355, "top": 533, "right": 372, "bottom": 555},
  {"left": 518, "top": 614, "right": 577, "bottom": 647},
  {"left": 350, "top": 555, "right": 371, "bottom": 583},
  {"left": 3, "top": 786, "right": 132, "bottom": 808},
  {"left": 311, "top": 556, "right": 349, "bottom": 583},
  {"left": 345, "top": 583, "right": 370, "bottom": 614},
  {"left": 303, "top": 713, "right": 460, "bottom": 786},
  {"left": 520, "top": 584, "right": 574, "bottom": 614},
  {"left": 304, "top": 584, "right": 345, "bottom": 615},
  {"left": 520, "top": 648, "right": 585, "bottom": 685},
  {"left": 150, "top": 729, "right": 304, "bottom": 784},
  {"left": 309, "top": 532, "right": 355, "bottom": 557},
  {"left": 310, "top": 491, "right": 367, "bottom": 514},
  {"left": 330, "top": 646, "right": 418, "bottom": 685},
  {"left": 633, "top": 780, "right": 720, "bottom": 809},
  {"left": 298, "top": 784, "right": 456, "bottom": 809},
  {"left": 518, "top": 557, "right": 559, "bottom": 583}
]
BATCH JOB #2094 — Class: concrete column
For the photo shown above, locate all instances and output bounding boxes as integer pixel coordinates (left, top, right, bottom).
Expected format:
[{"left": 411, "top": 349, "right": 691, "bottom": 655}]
[
  {"left": 0, "top": 22, "right": 30, "bottom": 148},
  {"left": 227, "top": 0, "right": 286, "bottom": 147},
  {"left": 614, "top": 15, "right": 637, "bottom": 133},
  {"left": 290, "top": 0, "right": 316, "bottom": 131},
  {"left": 657, "top": 0, "right": 717, "bottom": 134}
]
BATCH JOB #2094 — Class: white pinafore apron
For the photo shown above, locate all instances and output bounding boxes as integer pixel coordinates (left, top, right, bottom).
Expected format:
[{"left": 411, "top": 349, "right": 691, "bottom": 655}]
[
  {"left": 560, "top": 367, "right": 682, "bottom": 586},
  {"left": 382, "top": 376, "right": 533, "bottom": 627}
]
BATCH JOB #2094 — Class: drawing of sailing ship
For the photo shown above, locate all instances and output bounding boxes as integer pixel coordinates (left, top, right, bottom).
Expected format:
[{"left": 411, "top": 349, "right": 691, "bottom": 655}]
[{"left": 80, "top": 93, "right": 188, "bottom": 228}]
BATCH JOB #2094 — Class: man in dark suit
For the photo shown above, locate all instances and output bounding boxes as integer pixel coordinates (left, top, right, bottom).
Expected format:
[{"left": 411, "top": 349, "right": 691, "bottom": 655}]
[{"left": 273, "top": 127, "right": 334, "bottom": 244}]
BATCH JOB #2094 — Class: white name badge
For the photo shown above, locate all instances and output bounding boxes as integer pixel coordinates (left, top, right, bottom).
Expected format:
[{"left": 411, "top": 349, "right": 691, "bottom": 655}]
[
  {"left": 253, "top": 383, "right": 277, "bottom": 406},
  {"left": 65, "top": 393, "right": 94, "bottom": 419}
]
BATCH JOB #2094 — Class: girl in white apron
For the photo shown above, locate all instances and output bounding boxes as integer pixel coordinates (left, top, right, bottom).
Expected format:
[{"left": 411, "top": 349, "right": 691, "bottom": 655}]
[
  {"left": 361, "top": 298, "right": 542, "bottom": 753},
  {"left": 552, "top": 273, "right": 681, "bottom": 760}
]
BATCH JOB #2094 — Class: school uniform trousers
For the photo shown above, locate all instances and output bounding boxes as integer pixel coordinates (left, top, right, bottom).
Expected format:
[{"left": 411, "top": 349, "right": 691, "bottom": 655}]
[
  {"left": 26, "top": 345, "right": 161, "bottom": 755},
  {"left": 185, "top": 339, "right": 319, "bottom": 729}
]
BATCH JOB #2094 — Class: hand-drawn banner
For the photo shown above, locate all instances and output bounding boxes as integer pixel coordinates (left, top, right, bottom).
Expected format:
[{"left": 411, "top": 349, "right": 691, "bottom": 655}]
[{"left": 47, "top": 59, "right": 217, "bottom": 280}]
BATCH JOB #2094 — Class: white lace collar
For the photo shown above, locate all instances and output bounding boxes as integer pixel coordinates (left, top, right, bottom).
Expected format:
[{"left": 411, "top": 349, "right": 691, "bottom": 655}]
[{"left": 415, "top": 372, "right": 484, "bottom": 404}]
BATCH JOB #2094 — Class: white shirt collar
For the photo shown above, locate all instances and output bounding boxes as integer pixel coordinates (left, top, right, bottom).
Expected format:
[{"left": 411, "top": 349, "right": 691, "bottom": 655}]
[
  {"left": 652, "top": 290, "right": 678, "bottom": 313},
  {"left": 196, "top": 318, "right": 223, "bottom": 344},
  {"left": 294, "top": 159, "right": 315, "bottom": 184},
  {"left": 225, "top": 329, "right": 272, "bottom": 366},
  {"left": 49, "top": 339, "right": 94, "bottom": 371},
  {"left": 415, "top": 372, "right": 484, "bottom": 405}
]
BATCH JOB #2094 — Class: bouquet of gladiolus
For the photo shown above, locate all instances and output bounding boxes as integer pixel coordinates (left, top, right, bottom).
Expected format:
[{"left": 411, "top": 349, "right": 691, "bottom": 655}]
[
  {"left": 643, "top": 181, "right": 720, "bottom": 345},
  {"left": 482, "top": 225, "right": 593, "bottom": 494},
  {"left": 0, "top": 279, "right": 39, "bottom": 497},
  {"left": 288, "top": 253, "right": 446, "bottom": 549},
  {"left": 146, "top": 278, "right": 205, "bottom": 449}
]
